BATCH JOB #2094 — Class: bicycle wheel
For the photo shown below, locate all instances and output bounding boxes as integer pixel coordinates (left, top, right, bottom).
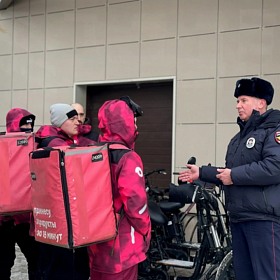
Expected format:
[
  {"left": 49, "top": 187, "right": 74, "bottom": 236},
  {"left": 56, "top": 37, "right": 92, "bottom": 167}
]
[
  {"left": 215, "top": 250, "right": 235, "bottom": 280},
  {"left": 182, "top": 213, "right": 198, "bottom": 242},
  {"left": 203, "top": 264, "right": 219, "bottom": 280}
]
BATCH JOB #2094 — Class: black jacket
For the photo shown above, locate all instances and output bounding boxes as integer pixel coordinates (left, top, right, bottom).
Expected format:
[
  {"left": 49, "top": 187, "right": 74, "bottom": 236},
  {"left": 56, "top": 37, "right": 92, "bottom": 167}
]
[{"left": 200, "top": 109, "right": 280, "bottom": 223}]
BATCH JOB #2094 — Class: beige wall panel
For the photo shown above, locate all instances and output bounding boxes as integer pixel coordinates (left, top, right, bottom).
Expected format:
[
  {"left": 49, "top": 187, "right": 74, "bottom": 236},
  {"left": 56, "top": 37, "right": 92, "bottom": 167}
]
[
  {"left": 106, "top": 43, "right": 139, "bottom": 80},
  {"left": 14, "top": 17, "right": 29, "bottom": 54},
  {"left": 107, "top": 1, "right": 140, "bottom": 44},
  {"left": 0, "top": 4, "right": 13, "bottom": 20},
  {"left": 76, "top": 6, "right": 106, "bottom": 48},
  {"left": 0, "top": 91, "right": 12, "bottom": 125},
  {"left": 218, "top": 29, "right": 261, "bottom": 77},
  {"left": 14, "top": 0, "right": 29, "bottom": 18},
  {"left": 75, "top": 46, "right": 105, "bottom": 82},
  {"left": 108, "top": 0, "right": 137, "bottom": 4},
  {"left": 263, "top": 75, "right": 280, "bottom": 109},
  {"left": 177, "top": 34, "right": 216, "bottom": 80},
  {"left": 44, "top": 87, "right": 74, "bottom": 124},
  {"left": 176, "top": 80, "right": 216, "bottom": 124},
  {"left": 216, "top": 124, "right": 239, "bottom": 167},
  {"left": 29, "top": 52, "right": 45, "bottom": 89},
  {"left": 12, "top": 90, "right": 27, "bottom": 108},
  {"left": 178, "top": 0, "right": 218, "bottom": 36},
  {"left": 262, "top": 26, "right": 280, "bottom": 74},
  {"left": 77, "top": 0, "right": 106, "bottom": 9},
  {"left": 140, "top": 39, "right": 176, "bottom": 78},
  {"left": 142, "top": 0, "right": 177, "bottom": 41},
  {"left": 46, "top": 11, "right": 74, "bottom": 51},
  {"left": 30, "top": 0, "right": 45, "bottom": 15},
  {"left": 0, "top": 19, "right": 13, "bottom": 55},
  {"left": 217, "top": 77, "right": 240, "bottom": 123},
  {"left": 28, "top": 89, "right": 44, "bottom": 125},
  {"left": 13, "top": 54, "right": 28, "bottom": 90},
  {"left": 30, "top": 15, "right": 45, "bottom": 52},
  {"left": 263, "top": 0, "right": 280, "bottom": 27},
  {"left": 175, "top": 124, "right": 216, "bottom": 168},
  {"left": 219, "top": 0, "right": 262, "bottom": 32},
  {"left": 46, "top": 0, "right": 75, "bottom": 13},
  {"left": 45, "top": 49, "right": 74, "bottom": 88},
  {"left": 0, "top": 55, "right": 12, "bottom": 90}
]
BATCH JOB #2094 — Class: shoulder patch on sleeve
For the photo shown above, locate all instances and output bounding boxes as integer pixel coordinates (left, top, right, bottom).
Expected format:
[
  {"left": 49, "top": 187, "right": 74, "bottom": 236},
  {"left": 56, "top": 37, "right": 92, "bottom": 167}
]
[
  {"left": 275, "top": 131, "right": 280, "bottom": 144},
  {"left": 135, "top": 166, "right": 143, "bottom": 177}
]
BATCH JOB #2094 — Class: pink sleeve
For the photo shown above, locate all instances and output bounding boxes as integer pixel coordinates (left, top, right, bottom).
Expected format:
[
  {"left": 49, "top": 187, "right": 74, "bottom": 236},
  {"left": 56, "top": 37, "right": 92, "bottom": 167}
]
[{"left": 117, "top": 152, "right": 150, "bottom": 236}]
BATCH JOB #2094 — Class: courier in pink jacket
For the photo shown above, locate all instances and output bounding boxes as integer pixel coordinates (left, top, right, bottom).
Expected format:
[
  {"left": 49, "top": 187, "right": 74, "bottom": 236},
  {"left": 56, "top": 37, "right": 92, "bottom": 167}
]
[
  {"left": 88, "top": 97, "right": 151, "bottom": 280},
  {"left": 34, "top": 103, "right": 94, "bottom": 280},
  {"left": 0, "top": 108, "right": 39, "bottom": 280}
]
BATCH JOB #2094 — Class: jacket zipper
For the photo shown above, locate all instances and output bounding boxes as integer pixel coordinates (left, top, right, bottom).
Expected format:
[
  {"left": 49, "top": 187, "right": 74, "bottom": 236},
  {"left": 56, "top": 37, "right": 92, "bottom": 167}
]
[{"left": 59, "top": 151, "right": 73, "bottom": 248}]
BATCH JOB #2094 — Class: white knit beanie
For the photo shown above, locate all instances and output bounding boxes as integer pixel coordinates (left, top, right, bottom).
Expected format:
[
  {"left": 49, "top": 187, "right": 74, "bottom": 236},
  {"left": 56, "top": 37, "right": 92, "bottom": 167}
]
[{"left": 50, "top": 103, "right": 77, "bottom": 127}]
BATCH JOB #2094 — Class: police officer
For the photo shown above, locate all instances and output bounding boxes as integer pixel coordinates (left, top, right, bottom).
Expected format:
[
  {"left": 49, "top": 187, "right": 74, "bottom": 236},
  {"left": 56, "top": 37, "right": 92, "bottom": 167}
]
[{"left": 179, "top": 77, "right": 280, "bottom": 280}]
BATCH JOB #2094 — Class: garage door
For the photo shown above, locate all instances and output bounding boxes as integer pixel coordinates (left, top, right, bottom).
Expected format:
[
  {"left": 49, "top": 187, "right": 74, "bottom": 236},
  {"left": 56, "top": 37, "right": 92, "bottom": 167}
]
[{"left": 86, "top": 81, "right": 173, "bottom": 189}]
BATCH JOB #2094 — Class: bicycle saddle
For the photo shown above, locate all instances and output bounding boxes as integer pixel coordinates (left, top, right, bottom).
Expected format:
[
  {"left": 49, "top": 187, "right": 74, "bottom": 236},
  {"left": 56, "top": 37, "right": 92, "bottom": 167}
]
[
  {"left": 148, "top": 200, "right": 168, "bottom": 226},
  {"left": 159, "top": 201, "right": 185, "bottom": 213}
]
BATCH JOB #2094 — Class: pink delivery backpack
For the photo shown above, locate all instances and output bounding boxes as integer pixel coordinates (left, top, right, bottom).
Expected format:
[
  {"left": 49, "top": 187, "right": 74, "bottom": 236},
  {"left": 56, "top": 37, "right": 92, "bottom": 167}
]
[
  {"left": 0, "top": 132, "right": 35, "bottom": 215},
  {"left": 29, "top": 143, "right": 128, "bottom": 249}
]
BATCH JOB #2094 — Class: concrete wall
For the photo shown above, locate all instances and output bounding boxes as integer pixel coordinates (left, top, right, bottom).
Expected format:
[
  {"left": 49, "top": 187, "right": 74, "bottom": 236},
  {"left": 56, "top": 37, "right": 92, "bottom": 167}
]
[{"left": 0, "top": 0, "right": 280, "bottom": 170}]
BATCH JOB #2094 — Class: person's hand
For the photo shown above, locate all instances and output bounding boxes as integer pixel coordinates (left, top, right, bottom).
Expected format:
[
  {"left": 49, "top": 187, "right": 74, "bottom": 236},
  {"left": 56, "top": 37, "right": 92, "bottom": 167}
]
[
  {"left": 178, "top": 164, "right": 199, "bottom": 182},
  {"left": 216, "top": 168, "right": 233, "bottom": 185}
]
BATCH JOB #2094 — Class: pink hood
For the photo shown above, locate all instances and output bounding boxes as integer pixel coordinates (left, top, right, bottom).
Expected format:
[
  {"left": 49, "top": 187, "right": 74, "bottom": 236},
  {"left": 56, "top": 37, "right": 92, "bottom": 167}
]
[
  {"left": 6, "top": 108, "right": 35, "bottom": 132},
  {"left": 98, "top": 100, "right": 136, "bottom": 149}
]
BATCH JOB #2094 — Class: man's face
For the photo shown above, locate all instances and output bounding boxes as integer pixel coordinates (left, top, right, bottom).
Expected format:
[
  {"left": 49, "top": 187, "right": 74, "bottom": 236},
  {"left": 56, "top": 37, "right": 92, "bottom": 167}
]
[
  {"left": 20, "top": 124, "right": 32, "bottom": 129},
  {"left": 60, "top": 116, "right": 79, "bottom": 137},
  {"left": 71, "top": 103, "right": 85, "bottom": 124},
  {"left": 236, "top": 95, "right": 261, "bottom": 121}
]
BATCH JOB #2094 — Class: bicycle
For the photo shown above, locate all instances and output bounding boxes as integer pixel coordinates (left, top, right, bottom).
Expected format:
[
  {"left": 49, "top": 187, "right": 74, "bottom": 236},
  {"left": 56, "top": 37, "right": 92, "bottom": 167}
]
[{"left": 139, "top": 180, "right": 233, "bottom": 280}]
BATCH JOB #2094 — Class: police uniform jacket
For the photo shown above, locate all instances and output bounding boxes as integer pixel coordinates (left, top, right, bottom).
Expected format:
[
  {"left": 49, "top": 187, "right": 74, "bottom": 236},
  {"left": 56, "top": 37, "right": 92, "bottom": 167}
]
[{"left": 200, "top": 109, "right": 280, "bottom": 223}]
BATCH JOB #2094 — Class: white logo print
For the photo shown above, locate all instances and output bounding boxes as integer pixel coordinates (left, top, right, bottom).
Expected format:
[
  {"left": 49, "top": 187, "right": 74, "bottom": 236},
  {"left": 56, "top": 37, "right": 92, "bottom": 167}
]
[
  {"left": 246, "top": 137, "right": 255, "bottom": 149},
  {"left": 135, "top": 167, "right": 143, "bottom": 177}
]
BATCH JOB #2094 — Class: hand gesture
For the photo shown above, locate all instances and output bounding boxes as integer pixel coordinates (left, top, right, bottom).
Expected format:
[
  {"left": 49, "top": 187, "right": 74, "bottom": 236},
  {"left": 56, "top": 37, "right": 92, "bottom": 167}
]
[
  {"left": 216, "top": 168, "right": 233, "bottom": 185},
  {"left": 178, "top": 164, "right": 199, "bottom": 182}
]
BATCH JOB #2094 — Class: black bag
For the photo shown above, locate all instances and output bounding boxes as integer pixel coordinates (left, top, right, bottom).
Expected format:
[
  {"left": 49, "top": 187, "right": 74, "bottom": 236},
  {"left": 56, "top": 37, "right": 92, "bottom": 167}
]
[{"left": 168, "top": 182, "right": 196, "bottom": 204}]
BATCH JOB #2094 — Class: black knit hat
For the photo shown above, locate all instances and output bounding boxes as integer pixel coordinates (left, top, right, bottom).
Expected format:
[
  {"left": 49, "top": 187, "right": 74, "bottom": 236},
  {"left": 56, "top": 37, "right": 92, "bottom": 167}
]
[{"left": 234, "top": 77, "right": 274, "bottom": 105}]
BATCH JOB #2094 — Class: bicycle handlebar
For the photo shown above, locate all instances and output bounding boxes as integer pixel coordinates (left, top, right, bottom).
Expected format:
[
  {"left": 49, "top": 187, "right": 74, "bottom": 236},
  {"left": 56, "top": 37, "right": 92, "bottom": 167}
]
[{"left": 144, "top": 169, "right": 166, "bottom": 177}]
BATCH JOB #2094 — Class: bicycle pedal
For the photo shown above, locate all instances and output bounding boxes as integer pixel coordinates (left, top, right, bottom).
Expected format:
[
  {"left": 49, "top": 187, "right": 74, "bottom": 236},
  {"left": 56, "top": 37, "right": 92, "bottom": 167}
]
[
  {"left": 180, "top": 241, "right": 201, "bottom": 250},
  {"left": 156, "top": 258, "right": 194, "bottom": 268}
]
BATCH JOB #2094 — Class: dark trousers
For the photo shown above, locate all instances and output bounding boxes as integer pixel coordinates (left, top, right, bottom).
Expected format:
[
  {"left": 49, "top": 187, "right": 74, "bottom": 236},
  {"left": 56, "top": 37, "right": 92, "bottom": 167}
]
[
  {"left": 0, "top": 221, "right": 39, "bottom": 280},
  {"left": 231, "top": 220, "right": 280, "bottom": 280},
  {"left": 37, "top": 243, "right": 90, "bottom": 280},
  {"left": 91, "top": 264, "right": 138, "bottom": 280}
]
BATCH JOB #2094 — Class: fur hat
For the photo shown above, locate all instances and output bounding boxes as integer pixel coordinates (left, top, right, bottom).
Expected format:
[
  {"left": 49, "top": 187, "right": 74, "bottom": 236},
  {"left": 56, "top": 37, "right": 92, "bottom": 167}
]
[
  {"left": 50, "top": 103, "right": 77, "bottom": 128},
  {"left": 234, "top": 77, "right": 274, "bottom": 105}
]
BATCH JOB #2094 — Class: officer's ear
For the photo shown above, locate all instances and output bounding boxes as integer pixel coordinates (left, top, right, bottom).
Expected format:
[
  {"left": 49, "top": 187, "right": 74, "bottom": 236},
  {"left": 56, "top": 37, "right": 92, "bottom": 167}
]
[{"left": 258, "top": 98, "right": 267, "bottom": 110}]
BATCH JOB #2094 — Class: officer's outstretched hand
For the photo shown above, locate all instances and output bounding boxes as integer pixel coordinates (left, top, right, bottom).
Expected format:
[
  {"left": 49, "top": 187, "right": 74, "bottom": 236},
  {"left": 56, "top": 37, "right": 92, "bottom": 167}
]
[{"left": 178, "top": 164, "right": 199, "bottom": 182}]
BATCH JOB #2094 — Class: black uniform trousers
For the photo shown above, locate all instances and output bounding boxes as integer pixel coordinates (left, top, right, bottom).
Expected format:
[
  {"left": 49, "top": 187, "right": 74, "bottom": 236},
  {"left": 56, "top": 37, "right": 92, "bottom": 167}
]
[
  {"left": 0, "top": 221, "right": 39, "bottom": 280},
  {"left": 231, "top": 220, "right": 280, "bottom": 280}
]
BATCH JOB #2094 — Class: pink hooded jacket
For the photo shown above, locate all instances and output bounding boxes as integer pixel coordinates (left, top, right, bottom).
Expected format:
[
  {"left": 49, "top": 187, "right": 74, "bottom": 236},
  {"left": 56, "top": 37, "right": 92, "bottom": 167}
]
[
  {"left": 0, "top": 108, "right": 35, "bottom": 225},
  {"left": 35, "top": 125, "right": 95, "bottom": 147},
  {"left": 87, "top": 99, "right": 151, "bottom": 274}
]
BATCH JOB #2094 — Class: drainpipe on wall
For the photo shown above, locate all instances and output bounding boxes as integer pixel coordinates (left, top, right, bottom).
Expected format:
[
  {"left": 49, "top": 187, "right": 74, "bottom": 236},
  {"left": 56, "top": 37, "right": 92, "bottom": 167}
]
[{"left": 0, "top": 0, "right": 13, "bottom": 10}]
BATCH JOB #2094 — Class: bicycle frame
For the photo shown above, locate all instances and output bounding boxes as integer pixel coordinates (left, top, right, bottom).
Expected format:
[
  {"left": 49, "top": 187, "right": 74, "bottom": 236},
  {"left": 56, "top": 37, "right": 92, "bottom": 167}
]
[{"left": 142, "top": 182, "right": 232, "bottom": 280}]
